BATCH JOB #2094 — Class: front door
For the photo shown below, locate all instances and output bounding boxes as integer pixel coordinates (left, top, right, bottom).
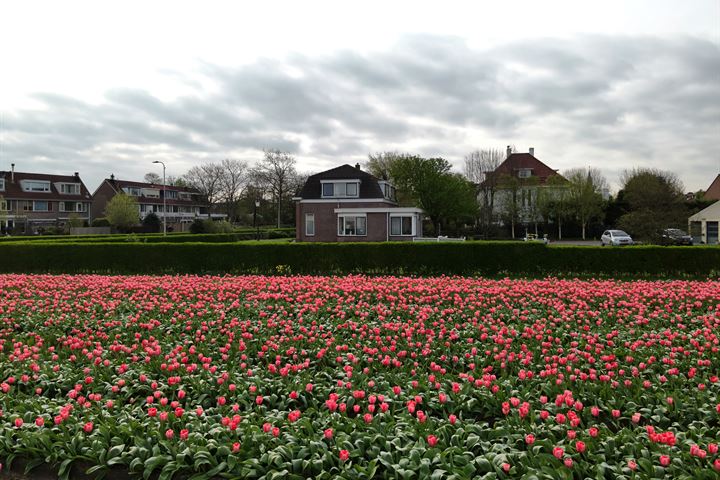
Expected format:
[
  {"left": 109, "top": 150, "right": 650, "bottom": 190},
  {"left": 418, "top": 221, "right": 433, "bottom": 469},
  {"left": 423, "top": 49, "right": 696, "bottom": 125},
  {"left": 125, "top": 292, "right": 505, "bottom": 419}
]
[{"left": 706, "top": 221, "right": 719, "bottom": 245}]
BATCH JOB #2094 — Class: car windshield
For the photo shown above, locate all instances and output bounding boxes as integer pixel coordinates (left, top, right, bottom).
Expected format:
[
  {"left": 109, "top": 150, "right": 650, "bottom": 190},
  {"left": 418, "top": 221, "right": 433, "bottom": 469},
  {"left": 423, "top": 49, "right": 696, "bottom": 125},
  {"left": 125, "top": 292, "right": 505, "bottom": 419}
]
[
  {"left": 666, "top": 229, "right": 686, "bottom": 235},
  {"left": 610, "top": 230, "right": 629, "bottom": 236}
]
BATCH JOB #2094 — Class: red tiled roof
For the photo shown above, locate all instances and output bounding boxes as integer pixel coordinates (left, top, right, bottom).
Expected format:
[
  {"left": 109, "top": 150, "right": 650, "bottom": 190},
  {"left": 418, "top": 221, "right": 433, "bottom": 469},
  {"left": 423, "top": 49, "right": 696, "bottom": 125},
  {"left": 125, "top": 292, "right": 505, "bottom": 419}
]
[
  {"left": 0, "top": 170, "right": 92, "bottom": 201},
  {"left": 482, "top": 153, "right": 565, "bottom": 186}
]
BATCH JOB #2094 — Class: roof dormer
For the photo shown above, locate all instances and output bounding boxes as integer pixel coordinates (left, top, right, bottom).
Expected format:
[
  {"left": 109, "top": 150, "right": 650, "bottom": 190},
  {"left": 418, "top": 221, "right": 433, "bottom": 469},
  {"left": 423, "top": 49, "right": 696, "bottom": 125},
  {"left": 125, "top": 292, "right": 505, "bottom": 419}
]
[{"left": 321, "top": 179, "right": 360, "bottom": 198}]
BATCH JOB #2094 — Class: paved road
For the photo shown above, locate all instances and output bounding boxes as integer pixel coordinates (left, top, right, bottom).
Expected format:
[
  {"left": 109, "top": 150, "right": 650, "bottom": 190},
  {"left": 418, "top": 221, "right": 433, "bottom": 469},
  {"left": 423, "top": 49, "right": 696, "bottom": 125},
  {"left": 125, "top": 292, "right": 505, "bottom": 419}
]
[{"left": 550, "top": 240, "right": 602, "bottom": 246}]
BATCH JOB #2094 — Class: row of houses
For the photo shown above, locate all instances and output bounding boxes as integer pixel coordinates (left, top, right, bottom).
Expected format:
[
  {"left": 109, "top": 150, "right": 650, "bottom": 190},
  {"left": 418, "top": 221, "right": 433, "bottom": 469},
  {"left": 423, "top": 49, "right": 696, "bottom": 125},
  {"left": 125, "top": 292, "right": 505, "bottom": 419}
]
[
  {"left": 3, "top": 152, "right": 720, "bottom": 242},
  {"left": 293, "top": 147, "right": 572, "bottom": 242},
  {"left": 0, "top": 165, "right": 219, "bottom": 234}
]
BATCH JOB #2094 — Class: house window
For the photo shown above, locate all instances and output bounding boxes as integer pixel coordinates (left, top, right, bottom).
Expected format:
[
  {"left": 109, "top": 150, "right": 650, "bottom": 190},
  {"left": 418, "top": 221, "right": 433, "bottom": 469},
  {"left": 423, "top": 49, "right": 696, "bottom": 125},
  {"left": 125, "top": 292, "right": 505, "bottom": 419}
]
[
  {"left": 322, "top": 181, "right": 360, "bottom": 198},
  {"left": 59, "top": 183, "right": 81, "bottom": 194},
  {"left": 338, "top": 215, "right": 366, "bottom": 236},
  {"left": 305, "top": 213, "right": 315, "bottom": 236},
  {"left": 33, "top": 201, "right": 50, "bottom": 212},
  {"left": 165, "top": 190, "right": 178, "bottom": 199},
  {"left": 123, "top": 187, "right": 141, "bottom": 196},
  {"left": 378, "top": 181, "right": 396, "bottom": 201},
  {"left": 22, "top": 181, "right": 51, "bottom": 192},
  {"left": 0, "top": 178, "right": 5, "bottom": 191},
  {"left": 518, "top": 169, "right": 532, "bottom": 179},
  {"left": 76, "top": 203, "right": 87, "bottom": 212},
  {"left": 143, "top": 189, "right": 160, "bottom": 198},
  {"left": 390, "top": 216, "right": 414, "bottom": 236}
]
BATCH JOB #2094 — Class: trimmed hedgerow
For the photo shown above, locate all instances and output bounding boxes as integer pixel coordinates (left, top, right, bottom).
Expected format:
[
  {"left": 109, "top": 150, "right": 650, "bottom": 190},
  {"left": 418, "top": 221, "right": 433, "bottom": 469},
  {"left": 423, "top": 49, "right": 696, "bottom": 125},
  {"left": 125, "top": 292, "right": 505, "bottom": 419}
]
[{"left": 0, "top": 242, "right": 718, "bottom": 277}]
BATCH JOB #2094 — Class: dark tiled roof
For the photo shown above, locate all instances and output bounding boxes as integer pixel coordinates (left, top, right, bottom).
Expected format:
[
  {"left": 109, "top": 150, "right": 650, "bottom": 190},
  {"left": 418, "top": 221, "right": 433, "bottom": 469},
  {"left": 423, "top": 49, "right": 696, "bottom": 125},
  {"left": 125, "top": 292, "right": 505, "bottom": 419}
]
[
  {"left": 483, "top": 153, "right": 565, "bottom": 186},
  {"left": 297, "top": 164, "right": 385, "bottom": 199},
  {"left": 103, "top": 178, "right": 204, "bottom": 205},
  {"left": 0, "top": 171, "right": 92, "bottom": 201},
  {"left": 106, "top": 178, "right": 201, "bottom": 194}
]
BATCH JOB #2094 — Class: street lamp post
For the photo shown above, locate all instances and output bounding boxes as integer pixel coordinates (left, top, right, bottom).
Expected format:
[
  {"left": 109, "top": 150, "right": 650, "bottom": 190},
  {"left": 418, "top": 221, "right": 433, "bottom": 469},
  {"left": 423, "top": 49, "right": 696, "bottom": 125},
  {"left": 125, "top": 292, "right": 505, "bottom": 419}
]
[
  {"left": 152, "top": 161, "right": 167, "bottom": 236},
  {"left": 254, "top": 199, "right": 260, "bottom": 240}
]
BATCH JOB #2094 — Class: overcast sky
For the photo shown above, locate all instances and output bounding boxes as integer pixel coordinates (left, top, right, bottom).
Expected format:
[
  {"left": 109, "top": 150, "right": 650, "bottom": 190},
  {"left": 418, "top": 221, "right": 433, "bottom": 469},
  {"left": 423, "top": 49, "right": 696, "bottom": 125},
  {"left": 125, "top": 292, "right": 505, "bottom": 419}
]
[{"left": 1, "top": 0, "right": 719, "bottom": 193}]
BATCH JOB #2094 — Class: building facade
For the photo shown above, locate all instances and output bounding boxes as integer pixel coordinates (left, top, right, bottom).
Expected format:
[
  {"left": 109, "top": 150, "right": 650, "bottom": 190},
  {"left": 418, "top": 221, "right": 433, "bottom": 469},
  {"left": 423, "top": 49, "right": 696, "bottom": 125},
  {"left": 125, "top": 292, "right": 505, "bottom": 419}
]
[
  {"left": 0, "top": 165, "right": 92, "bottom": 234},
  {"left": 294, "top": 164, "right": 423, "bottom": 242},
  {"left": 479, "top": 147, "right": 567, "bottom": 234},
  {"left": 688, "top": 200, "right": 720, "bottom": 245},
  {"left": 91, "top": 176, "right": 224, "bottom": 232}
]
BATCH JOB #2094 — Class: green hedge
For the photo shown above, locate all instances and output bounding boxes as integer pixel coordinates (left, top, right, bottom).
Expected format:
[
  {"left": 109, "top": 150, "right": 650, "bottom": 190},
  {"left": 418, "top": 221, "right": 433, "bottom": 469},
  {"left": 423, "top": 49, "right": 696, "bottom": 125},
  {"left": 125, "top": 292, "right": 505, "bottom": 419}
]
[
  {"left": 0, "top": 230, "right": 295, "bottom": 244},
  {"left": 0, "top": 242, "right": 717, "bottom": 277}
]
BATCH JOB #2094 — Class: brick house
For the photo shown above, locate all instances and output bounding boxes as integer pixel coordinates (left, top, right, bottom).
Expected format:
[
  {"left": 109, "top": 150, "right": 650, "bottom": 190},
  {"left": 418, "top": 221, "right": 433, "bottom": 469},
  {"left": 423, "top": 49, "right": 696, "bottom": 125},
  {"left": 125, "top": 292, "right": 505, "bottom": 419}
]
[
  {"left": 91, "top": 175, "right": 223, "bottom": 232},
  {"left": 294, "top": 164, "right": 423, "bottom": 242},
  {"left": 0, "top": 165, "right": 92, "bottom": 234},
  {"left": 480, "top": 147, "right": 567, "bottom": 235}
]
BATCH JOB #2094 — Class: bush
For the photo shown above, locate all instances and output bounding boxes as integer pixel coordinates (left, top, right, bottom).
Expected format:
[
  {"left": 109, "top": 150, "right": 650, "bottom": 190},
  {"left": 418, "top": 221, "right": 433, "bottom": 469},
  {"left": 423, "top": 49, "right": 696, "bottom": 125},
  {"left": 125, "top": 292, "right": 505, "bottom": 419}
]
[
  {"left": 0, "top": 242, "right": 717, "bottom": 277},
  {"left": 91, "top": 218, "right": 111, "bottom": 227},
  {"left": 189, "top": 218, "right": 207, "bottom": 234},
  {"left": 142, "top": 212, "right": 161, "bottom": 232}
]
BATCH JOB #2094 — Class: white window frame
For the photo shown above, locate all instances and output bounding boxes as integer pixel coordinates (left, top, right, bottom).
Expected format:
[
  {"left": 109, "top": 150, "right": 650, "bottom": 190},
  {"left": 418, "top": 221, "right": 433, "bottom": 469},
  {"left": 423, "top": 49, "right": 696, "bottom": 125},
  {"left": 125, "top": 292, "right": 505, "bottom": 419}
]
[
  {"left": 22, "top": 180, "right": 51, "bottom": 193},
  {"left": 518, "top": 169, "right": 532, "bottom": 179},
  {"left": 165, "top": 190, "right": 178, "bottom": 199},
  {"left": 76, "top": 202, "right": 86, "bottom": 212},
  {"left": 143, "top": 188, "right": 160, "bottom": 198},
  {"left": 321, "top": 180, "right": 361, "bottom": 199},
  {"left": 0, "top": 178, "right": 5, "bottom": 191},
  {"left": 390, "top": 215, "right": 415, "bottom": 236},
  {"left": 337, "top": 214, "right": 367, "bottom": 236},
  {"left": 0, "top": 200, "right": 7, "bottom": 211},
  {"left": 33, "top": 200, "right": 50, "bottom": 212},
  {"left": 124, "top": 187, "right": 142, "bottom": 196},
  {"left": 59, "top": 183, "right": 81, "bottom": 195},
  {"left": 305, "top": 213, "right": 315, "bottom": 236}
]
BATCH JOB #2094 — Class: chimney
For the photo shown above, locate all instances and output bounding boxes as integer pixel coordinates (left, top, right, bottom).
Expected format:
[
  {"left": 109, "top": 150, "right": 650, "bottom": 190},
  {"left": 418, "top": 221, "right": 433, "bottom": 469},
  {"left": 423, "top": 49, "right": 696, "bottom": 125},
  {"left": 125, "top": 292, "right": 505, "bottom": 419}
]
[
  {"left": 74, "top": 172, "right": 79, "bottom": 180},
  {"left": 529, "top": 147, "right": 535, "bottom": 156},
  {"left": 355, "top": 163, "right": 361, "bottom": 170},
  {"left": 506, "top": 146, "right": 512, "bottom": 158},
  {"left": 11, "top": 163, "right": 15, "bottom": 183},
  {"left": 110, "top": 173, "right": 115, "bottom": 181}
]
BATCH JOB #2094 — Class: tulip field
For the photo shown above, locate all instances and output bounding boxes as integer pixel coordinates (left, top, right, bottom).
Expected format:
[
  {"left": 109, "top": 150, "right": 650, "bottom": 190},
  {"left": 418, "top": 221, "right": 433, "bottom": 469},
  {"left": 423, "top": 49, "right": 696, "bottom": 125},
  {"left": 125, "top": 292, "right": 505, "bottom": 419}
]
[{"left": 0, "top": 274, "right": 719, "bottom": 479}]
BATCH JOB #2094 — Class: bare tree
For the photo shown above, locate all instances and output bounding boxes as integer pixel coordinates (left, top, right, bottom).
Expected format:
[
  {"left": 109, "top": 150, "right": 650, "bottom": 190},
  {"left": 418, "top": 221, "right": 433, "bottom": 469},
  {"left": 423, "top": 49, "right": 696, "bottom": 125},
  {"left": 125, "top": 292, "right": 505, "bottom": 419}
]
[
  {"left": 218, "top": 159, "right": 249, "bottom": 222},
  {"left": 463, "top": 148, "right": 505, "bottom": 235},
  {"left": 184, "top": 163, "right": 225, "bottom": 206},
  {"left": 366, "top": 152, "right": 408, "bottom": 181},
  {"left": 252, "top": 150, "right": 297, "bottom": 228},
  {"left": 144, "top": 172, "right": 162, "bottom": 184}
]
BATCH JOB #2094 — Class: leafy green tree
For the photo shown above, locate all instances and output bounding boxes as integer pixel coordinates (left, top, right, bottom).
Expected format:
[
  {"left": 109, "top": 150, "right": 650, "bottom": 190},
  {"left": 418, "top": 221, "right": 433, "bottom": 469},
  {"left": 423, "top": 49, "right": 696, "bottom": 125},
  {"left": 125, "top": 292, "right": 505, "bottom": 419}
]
[
  {"left": 536, "top": 176, "right": 571, "bottom": 240},
  {"left": 565, "top": 168, "right": 607, "bottom": 240},
  {"left": 616, "top": 168, "right": 686, "bottom": 241},
  {"left": 387, "top": 156, "right": 476, "bottom": 235},
  {"left": 104, "top": 194, "right": 139, "bottom": 231}
]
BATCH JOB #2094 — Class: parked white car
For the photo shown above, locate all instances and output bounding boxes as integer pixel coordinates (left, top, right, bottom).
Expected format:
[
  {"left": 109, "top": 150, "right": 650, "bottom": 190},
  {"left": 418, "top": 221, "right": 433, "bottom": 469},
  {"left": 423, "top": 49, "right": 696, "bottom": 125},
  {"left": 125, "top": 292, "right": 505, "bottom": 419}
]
[{"left": 601, "top": 230, "right": 634, "bottom": 246}]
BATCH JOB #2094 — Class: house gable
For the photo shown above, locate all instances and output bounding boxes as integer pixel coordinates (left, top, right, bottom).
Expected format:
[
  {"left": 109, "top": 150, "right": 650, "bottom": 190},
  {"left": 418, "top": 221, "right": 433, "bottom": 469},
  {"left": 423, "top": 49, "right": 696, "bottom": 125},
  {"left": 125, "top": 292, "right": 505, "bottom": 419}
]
[{"left": 704, "top": 174, "right": 720, "bottom": 201}]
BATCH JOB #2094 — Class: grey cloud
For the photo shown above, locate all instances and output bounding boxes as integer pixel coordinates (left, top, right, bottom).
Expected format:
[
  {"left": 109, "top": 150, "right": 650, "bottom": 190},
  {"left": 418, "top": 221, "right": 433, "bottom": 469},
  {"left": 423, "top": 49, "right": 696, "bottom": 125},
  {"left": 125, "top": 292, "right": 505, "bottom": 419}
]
[{"left": 2, "top": 33, "right": 718, "bottom": 191}]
